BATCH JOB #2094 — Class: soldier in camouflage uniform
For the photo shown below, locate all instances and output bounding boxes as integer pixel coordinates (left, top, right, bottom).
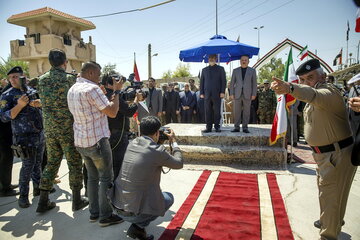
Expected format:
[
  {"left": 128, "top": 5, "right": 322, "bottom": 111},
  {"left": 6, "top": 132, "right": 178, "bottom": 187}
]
[
  {"left": 257, "top": 80, "right": 277, "bottom": 124},
  {"left": 0, "top": 66, "right": 44, "bottom": 208},
  {"left": 36, "top": 49, "right": 88, "bottom": 213}
]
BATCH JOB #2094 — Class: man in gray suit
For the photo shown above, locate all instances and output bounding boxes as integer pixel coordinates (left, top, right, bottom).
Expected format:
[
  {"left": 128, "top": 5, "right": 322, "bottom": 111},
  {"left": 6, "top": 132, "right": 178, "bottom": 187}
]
[
  {"left": 230, "top": 55, "right": 257, "bottom": 133},
  {"left": 147, "top": 77, "right": 163, "bottom": 118},
  {"left": 108, "top": 116, "right": 183, "bottom": 240}
]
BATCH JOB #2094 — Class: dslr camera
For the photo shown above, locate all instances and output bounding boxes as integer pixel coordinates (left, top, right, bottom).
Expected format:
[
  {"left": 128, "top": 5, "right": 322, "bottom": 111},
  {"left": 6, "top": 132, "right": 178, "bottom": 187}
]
[
  {"left": 19, "top": 76, "right": 39, "bottom": 101},
  {"left": 101, "top": 73, "right": 148, "bottom": 101},
  {"left": 158, "top": 126, "right": 171, "bottom": 142}
]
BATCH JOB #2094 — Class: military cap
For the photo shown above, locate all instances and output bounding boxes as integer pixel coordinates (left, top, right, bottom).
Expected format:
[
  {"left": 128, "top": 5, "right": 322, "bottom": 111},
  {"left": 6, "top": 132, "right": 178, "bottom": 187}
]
[
  {"left": 263, "top": 80, "right": 270, "bottom": 84},
  {"left": 7, "top": 66, "right": 23, "bottom": 75},
  {"left": 295, "top": 59, "right": 321, "bottom": 76}
]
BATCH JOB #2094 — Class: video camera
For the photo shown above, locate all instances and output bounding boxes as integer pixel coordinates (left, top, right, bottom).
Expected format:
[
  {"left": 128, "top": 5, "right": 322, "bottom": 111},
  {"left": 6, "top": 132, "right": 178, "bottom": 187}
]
[
  {"left": 101, "top": 73, "right": 148, "bottom": 101},
  {"left": 19, "top": 76, "right": 39, "bottom": 101}
]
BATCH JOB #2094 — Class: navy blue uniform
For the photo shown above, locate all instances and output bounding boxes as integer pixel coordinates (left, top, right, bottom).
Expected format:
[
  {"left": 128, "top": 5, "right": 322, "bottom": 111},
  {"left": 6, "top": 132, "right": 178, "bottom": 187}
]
[{"left": 0, "top": 87, "right": 44, "bottom": 197}]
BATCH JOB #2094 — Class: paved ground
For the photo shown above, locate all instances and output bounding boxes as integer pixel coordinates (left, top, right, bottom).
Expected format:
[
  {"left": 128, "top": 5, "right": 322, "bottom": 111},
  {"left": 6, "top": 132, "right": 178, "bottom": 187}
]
[{"left": 0, "top": 155, "right": 359, "bottom": 240}]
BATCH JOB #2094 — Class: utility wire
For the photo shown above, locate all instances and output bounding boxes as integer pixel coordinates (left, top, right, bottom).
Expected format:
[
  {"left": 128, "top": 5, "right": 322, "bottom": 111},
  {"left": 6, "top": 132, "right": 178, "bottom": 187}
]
[{"left": 81, "top": 0, "right": 176, "bottom": 19}]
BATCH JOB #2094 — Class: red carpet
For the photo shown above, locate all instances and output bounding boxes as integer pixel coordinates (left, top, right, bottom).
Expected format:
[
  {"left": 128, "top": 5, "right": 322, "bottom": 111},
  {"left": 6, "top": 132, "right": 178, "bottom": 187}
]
[{"left": 159, "top": 171, "right": 293, "bottom": 240}]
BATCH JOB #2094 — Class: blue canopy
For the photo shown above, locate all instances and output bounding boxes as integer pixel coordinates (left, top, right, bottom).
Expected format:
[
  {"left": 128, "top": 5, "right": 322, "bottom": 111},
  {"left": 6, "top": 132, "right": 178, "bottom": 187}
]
[{"left": 179, "top": 35, "right": 259, "bottom": 63}]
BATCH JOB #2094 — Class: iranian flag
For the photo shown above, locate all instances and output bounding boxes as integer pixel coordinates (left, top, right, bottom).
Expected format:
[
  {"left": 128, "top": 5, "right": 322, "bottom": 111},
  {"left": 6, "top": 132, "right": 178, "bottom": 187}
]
[
  {"left": 297, "top": 45, "right": 308, "bottom": 61},
  {"left": 134, "top": 59, "right": 141, "bottom": 82},
  {"left": 270, "top": 47, "right": 297, "bottom": 145}
]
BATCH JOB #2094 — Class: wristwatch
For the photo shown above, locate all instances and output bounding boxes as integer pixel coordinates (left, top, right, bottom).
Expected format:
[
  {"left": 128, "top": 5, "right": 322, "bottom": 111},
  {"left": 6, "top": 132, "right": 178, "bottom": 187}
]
[
  {"left": 289, "top": 83, "right": 294, "bottom": 94},
  {"left": 114, "top": 90, "right": 121, "bottom": 95}
]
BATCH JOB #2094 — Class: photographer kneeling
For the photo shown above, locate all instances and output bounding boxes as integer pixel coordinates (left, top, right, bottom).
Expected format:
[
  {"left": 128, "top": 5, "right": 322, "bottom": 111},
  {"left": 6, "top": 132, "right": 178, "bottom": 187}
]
[{"left": 108, "top": 116, "right": 183, "bottom": 240}]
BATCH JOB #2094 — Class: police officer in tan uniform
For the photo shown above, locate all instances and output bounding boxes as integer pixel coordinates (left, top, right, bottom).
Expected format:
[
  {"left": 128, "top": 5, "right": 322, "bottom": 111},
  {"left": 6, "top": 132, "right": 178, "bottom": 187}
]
[{"left": 271, "top": 59, "right": 357, "bottom": 240}]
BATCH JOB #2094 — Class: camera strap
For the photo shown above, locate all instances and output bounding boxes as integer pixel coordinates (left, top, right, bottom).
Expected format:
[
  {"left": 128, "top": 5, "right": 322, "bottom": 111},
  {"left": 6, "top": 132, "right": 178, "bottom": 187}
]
[
  {"left": 161, "top": 141, "right": 173, "bottom": 174},
  {"left": 111, "top": 115, "right": 126, "bottom": 151}
]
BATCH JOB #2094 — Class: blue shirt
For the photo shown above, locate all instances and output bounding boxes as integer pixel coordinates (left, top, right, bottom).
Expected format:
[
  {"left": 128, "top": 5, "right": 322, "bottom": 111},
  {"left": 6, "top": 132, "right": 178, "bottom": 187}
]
[{"left": 0, "top": 87, "right": 43, "bottom": 138}]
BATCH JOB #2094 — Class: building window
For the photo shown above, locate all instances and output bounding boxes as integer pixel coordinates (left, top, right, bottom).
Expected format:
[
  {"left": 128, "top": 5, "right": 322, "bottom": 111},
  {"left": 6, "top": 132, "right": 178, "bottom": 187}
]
[
  {"left": 29, "top": 33, "right": 41, "bottom": 44},
  {"left": 63, "top": 34, "right": 72, "bottom": 46},
  {"left": 18, "top": 40, "right": 25, "bottom": 46}
]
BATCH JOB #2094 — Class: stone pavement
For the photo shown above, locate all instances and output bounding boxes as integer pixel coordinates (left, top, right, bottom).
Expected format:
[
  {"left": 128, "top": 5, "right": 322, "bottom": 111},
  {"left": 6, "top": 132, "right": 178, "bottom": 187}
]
[{"left": 0, "top": 158, "right": 359, "bottom": 240}]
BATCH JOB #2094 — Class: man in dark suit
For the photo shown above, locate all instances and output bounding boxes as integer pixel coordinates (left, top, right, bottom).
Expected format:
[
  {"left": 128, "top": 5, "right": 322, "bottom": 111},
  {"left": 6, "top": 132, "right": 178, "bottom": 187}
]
[
  {"left": 162, "top": 82, "right": 180, "bottom": 124},
  {"left": 195, "top": 90, "right": 205, "bottom": 123},
  {"left": 146, "top": 77, "right": 163, "bottom": 118},
  {"left": 230, "top": 55, "right": 257, "bottom": 133},
  {"left": 180, "top": 83, "right": 196, "bottom": 123},
  {"left": 108, "top": 116, "right": 183, "bottom": 240},
  {"left": 200, "top": 54, "right": 226, "bottom": 132}
]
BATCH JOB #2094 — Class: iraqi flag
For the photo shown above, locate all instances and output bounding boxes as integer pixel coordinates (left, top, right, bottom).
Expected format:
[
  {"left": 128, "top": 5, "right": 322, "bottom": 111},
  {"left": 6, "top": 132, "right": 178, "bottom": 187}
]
[
  {"left": 297, "top": 45, "right": 308, "bottom": 61},
  {"left": 333, "top": 49, "right": 342, "bottom": 66},
  {"left": 269, "top": 47, "right": 297, "bottom": 145},
  {"left": 356, "top": 8, "right": 360, "bottom": 32}
]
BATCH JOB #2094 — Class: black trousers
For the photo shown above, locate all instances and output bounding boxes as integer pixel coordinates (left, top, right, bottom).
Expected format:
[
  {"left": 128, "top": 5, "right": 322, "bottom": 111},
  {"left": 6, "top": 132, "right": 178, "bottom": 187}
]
[
  {"left": 165, "top": 110, "right": 178, "bottom": 124},
  {"left": 181, "top": 109, "right": 193, "bottom": 123},
  {"left": 0, "top": 143, "right": 14, "bottom": 191},
  {"left": 111, "top": 134, "right": 129, "bottom": 180},
  {"left": 205, "top": 96, "right": 221, "bottom": 130}
]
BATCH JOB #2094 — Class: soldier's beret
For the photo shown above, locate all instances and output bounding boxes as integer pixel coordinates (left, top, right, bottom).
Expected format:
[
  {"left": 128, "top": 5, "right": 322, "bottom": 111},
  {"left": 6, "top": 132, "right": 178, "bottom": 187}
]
[
  {"left": 295, "top": 59, "right": 321, "bottom": 76},
  {"left": 263, "top": 80, "right": 270, "bottom": 84},
  {"left": 7, "top": 66, "right": 23, "bottom": 75}
]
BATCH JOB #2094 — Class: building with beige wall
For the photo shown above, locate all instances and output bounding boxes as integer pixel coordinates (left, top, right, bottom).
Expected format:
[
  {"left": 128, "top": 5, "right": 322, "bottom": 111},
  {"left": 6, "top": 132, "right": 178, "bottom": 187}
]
[{"left": 7, "top": 7, "right": 96, "bottom": 78}]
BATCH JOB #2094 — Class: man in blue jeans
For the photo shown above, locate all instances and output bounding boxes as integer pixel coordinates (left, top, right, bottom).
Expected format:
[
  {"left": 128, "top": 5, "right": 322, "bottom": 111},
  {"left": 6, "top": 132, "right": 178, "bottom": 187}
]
[
  {"left": 67, "top": 62, "right": 124, "bottom": 227},
  {"left": 108, "top": 116, "right": 183, "bottom": 240}
]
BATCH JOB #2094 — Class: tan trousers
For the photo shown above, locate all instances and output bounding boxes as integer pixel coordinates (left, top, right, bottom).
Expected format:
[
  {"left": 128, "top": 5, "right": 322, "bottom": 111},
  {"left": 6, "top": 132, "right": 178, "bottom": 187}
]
[{"left": 313, "top": 143, "right": 357, "bottom": 240}]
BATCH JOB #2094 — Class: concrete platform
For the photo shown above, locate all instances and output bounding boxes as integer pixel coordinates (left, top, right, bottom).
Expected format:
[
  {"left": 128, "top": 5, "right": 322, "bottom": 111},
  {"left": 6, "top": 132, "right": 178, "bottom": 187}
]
[{"left": 166, "top": 124, "right": 286, "bottom": 168}]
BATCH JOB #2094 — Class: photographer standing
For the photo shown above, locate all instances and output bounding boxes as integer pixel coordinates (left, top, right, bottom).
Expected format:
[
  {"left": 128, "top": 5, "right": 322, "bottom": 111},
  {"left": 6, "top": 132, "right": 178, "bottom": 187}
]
[
  {"left": 102, "top": 74, "right": 139, "bottom": 179},
  {"left": 108, "top": 116, "right": 183, "bottom": 240},
  {"left": 67, "top": 61, "right": 123, "bottom": 227},
  {"left": 0, "top": 66, "right": 44, "bottom": 208}
]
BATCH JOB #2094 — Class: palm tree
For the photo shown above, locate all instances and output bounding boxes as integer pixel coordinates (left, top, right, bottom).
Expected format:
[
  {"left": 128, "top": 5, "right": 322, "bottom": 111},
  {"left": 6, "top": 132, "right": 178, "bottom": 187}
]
[{"left": 0, "top": 55, "right": 29, "bottom": 79}]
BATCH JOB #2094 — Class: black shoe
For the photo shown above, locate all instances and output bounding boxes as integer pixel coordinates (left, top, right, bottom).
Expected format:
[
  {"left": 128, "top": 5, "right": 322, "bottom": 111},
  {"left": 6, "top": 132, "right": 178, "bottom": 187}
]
[
  {"left": 314, "top": 220, "right": 345, "bottom": 229},
  {"left": 18, "top": 195, "right": 30, "bottom": 208},
  {"left": 0, "top": 189, "right": 20, "bottom": 197},
  {"left": 243, "top": 129, "right": 250, "bottom": 133},
  {"left": 202, "top": 129, "right": 212, "bottom": 133},
  {"left": 99, "top": 214, "right": 124, "bottom": 227},
  {"left": 49, "top": 187, "right": 56, "bottom": 194},
  {"left": 89, "top": 215, "right": 99, "bottom": 222},
  {"left": 215, "top": 129, "right": 221, "bottom": 132},
  {"left": 36, "top": 190, "right": 56, "bottom": 213},
  {"left": 231, "top": 128, "right": 240, "bottom": 132},
  {"left": 292, "top": 142, "right": 298, "bottom": 147},
  {"left": 10, "top": 184, "right": 19, "bottom": 189},
  {"left": 127, "top": 224, "right": 154, "bottom": 240}
]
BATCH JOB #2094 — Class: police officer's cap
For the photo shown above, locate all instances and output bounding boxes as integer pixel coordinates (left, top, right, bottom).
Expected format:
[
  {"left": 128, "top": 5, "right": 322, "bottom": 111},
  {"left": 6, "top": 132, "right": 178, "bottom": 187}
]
[
  {"left": 295, "top": 59, "right": 321, "bottom": 76},
  {"left": 263, "top": 80, "right": 270, "bottom": 84},
  {"left": 7, "top": 66, "right": 23, "bottom": 75}
]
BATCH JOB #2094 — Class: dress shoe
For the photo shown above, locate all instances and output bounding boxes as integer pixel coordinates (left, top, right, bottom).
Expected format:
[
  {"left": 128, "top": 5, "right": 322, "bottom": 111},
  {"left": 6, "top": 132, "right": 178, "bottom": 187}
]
[
  {"left": 314, "top": 220, "right": 345, "bottom": 229},
  {"left": 202, "top": 129, "right": 212, "bottom": 133},
  {"left": 9, "top": 184, "right": 19, "bottom": 189},
  {"left": 0, "top": 189, "right": 20, "bottom": 197},
  {"left": 215, "top": 129, "right": 221, "bottom": 132},
  {"left": 243, "top": 129, "right": 250, "bottom": 133},
  {"left": 231, "top": 129, "right": 240, "bottom": 132},
  {"left": 127, "top": 224, "right": 154, "bottom": 240}
]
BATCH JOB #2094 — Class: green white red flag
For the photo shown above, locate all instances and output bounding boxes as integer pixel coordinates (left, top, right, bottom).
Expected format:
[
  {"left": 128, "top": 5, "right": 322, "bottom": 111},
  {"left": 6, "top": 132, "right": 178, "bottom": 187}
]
[
  {"left": 270, "top": 47, "right": 297, "bottom": 145},
  {"left": 297, "top": 45, "right": 308, "bottom": 61}
]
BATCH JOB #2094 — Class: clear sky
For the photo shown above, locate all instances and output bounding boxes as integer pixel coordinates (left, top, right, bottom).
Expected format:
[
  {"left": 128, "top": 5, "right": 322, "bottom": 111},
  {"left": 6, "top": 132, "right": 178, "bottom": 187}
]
[{"left": 0, "top": 0, "right": 359, "bottom": 80}]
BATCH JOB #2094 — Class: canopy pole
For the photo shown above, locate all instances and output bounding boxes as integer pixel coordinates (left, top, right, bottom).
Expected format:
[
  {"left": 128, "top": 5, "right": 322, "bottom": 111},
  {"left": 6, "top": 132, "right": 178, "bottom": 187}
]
[{"left": 216, "top": 0, "right": 218, "bottom": 35}]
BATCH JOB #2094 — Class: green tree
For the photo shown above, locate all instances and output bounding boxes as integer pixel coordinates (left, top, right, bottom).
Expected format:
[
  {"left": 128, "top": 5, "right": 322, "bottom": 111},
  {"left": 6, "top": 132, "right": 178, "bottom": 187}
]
[
  {"left": 101, "top": 63, "right": 117, "bottom": 75},
  {"left": 161, "top": 69, "right": 172, "bottom": 79},
  {"left": 258, "top": 57, "right": 285, "bottom": 83},
  {"left": 0, "top": 55, "right": 29, "bottom": 79},
  {"left": 172, "top": 63, "right": 191, "bottom": 78}
]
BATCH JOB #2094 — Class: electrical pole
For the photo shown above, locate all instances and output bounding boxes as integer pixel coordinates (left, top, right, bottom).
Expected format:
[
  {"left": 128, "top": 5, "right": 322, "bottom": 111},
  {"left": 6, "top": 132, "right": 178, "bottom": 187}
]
[
  {"left": 148, "top": 43, "right": 151, "bottom": 78},
  {"left": 254, "top": 26, "right": 264, "bottom": 60}
]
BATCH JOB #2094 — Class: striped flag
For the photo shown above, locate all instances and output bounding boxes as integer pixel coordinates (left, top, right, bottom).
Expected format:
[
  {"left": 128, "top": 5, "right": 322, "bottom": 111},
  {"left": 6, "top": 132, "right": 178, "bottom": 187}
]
[
  {"left": 133, "top": 59, "right": 140, "bottom": 82},
  {"left": 333, "top": 48, "right": 343, "bottom": 66},
  {"left": 356, "top": 8, "right": 360, "bottom": 32},
  {"left": 297, "top": 45, "right": 308, "bottom": 61},
  {"left": 270, "top": 47, "right": 297, "bottom": 145}
]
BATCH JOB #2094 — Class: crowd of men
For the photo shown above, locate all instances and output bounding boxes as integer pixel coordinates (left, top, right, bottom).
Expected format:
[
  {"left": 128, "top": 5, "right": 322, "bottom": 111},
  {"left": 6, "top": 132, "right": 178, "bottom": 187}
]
[{"left": 0, "top": 48, "right": 359, "bottom": 240}]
